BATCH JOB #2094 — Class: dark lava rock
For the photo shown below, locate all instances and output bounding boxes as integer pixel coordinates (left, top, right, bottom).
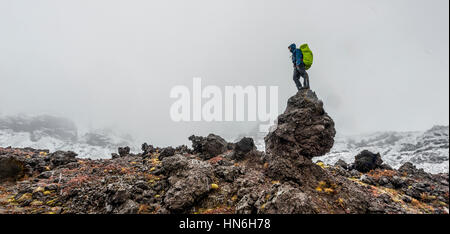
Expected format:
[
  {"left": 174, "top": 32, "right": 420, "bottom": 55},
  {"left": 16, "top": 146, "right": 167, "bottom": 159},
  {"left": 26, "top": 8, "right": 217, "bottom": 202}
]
[
  {"left": 264, "top": 148, "right": 328, "bottom": 187},
  {"left": 111, "top": 153, "right": 120, "bottom": 159},
  {"left": 49, "top": 151, "right": 77, "bottom": 167},
  {"left": 232, "top": 137, "right": 256, "bottom": 160},
  {"left": 0, "top": 156, "right": 26, "bottom": 181},
  {"left": 161, "top": 155, "right": 214, "bottom": 212},
  {"left": 110, "top": 189, "right": 129, "bottom": 205},
  {"left": 263, "top": 89, "right": 335, "bottom": 186},
  {"left": 360, "top": 174, "right": 375, "bottom": 185},
  {"left": 141, "top": 143, "right": 156, "bottom": 155},
  {"left": 398, "top": 162, "right": 427, "bottom": 177},
  {"left": 175, "top": 145, "right": 191, "bottom": 154},
  {"left": 189, "top": 134, "right": 228, "bottom": 160},
  {"left": 254, "top": 184, "right": 316, "bottom": 214},
  {"left": 354, "top": 150, "right": 383, "bottom": 173},
  {"left": 214, "top": 165, "right": 242, "bottom": 182},
  {"left": 334, "top": 159, "right": 349, "bottom": 169},
  {"left": 38, "top": 171, "right": 53, "bottom": 179},
  {"left": 380, "top": 163, "right": 393, "bottom": 171},
  {"left": 265, "top": 89, "right": 336, "bottom": 159},
  {"left": 159, "top": 146, "right": 175, "bottom": 159},
  {"left": 118, "top": 146, "right": 130, "bottom": 157},
  {"left": 161, "top": 154, "right": 189, "bottom": 174}
]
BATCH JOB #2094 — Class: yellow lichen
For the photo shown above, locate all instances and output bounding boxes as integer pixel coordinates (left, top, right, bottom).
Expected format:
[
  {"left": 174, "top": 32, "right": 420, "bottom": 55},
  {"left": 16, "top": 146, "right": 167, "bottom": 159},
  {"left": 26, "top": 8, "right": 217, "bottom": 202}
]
[
  {"left": 30, "top": 200, "right": 43, "bottom": 206},
  {"left": 46, "top": 199, "right": 58, "bottom": 206},
  {"left": 34, "top": 187, "right": 45, "bottom": 193},
  {"left": 324, "top": 188, "right": 335, "bottom": 194},
  {"left": 17, "top": 193, "right": 32, "bottom": 202},
  {"left": 43, "top": 190, "right": 52, "bottom": 196},
  {"left": 316, "top": 181, "right": 337, "bottom": 195},
  {"left": 337, "top": 198, "right": 345, "bottom": 207},
  {"left": 7, "top": 196, "right": 16, "bottom": 203},
  {"left": 316, "top": 161, "right": 325, "bottom": 168}
]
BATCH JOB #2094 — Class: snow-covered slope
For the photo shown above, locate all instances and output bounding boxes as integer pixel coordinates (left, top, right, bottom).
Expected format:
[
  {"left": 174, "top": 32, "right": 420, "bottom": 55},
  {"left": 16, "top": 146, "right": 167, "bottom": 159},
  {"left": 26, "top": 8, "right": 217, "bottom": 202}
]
[
  {"left": 315, "top": 126, "right": 449, "bottom": 174},
  {"left": 0, "top": 115, "right": 137, "bottom": 159},
  {"left": 252, "top": 126, "right": 449, "bottom": 174}
]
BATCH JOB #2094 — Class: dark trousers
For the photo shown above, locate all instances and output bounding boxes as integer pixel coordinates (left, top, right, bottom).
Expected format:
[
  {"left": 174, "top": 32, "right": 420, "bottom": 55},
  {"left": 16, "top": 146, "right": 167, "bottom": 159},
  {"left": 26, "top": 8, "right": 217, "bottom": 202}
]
[{"left": 293, "top": 64, "right": 310, "bottom": 90}]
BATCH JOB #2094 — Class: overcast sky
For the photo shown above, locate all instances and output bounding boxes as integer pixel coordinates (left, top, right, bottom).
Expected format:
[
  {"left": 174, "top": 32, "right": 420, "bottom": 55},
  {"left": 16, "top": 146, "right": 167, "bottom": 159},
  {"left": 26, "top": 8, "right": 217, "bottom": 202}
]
[{"left": 0, "top": 0, "right": 448, "bottom": 146}]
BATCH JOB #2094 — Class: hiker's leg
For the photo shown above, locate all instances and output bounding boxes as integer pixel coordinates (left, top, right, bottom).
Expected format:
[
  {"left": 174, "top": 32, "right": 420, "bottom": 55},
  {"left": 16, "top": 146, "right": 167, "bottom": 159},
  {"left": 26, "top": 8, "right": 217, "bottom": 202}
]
[
  {"left": 293, "top": 68, "right": 302, "bottom": 90},
  {"left": 303, "top": 70, "right": 310, "bottom": 89},
  {"left": 299, "top": 69, "right": 310, "bottom": 89}
]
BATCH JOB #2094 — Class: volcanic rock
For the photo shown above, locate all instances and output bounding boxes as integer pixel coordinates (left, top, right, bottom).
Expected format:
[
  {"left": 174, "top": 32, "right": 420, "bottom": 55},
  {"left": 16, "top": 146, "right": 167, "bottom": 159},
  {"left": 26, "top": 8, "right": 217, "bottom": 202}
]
[
  {"left": 0, "top": 156, "right": 26, "bottom": 182},
  {"left": 188, "top": 134, "right": 229, "bottom": 160},
  {"left": 334, "top": 159, "right": 349, "bottom": 169},
  {"left": 49, "top": 151, "right": 77, "bottom": 168},
  {"left": 118, "top": 146, "right": 130, "bottom": 157},
  {"left": 263, "top": 89, "right": 335, "bottom": 185},
  {"left": 232, "top": 137, "right": 256, "bottom": 160},
  {"left": 161, "top": 154, "right": 214, "bottom": 212},
  {"left": 265, "top": 89, "right": 335, "bottom": 159},
  {"left": 354, "top": 150, "right": 383, "bottom": 173}
]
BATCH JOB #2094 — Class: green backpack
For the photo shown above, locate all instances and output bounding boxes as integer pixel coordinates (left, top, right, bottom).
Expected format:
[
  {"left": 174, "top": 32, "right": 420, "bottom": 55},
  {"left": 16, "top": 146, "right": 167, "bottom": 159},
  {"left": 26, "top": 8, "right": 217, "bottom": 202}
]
[{"left": 300, "top": 44, "right": 313, "bottom": 70}]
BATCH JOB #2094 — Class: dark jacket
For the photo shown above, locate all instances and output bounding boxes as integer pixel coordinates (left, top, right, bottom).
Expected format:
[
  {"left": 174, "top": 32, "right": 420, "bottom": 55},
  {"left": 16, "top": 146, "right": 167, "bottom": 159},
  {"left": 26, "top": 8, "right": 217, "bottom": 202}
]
[{"left": 289, "top": 43, "right": 303, "bottom": 66}]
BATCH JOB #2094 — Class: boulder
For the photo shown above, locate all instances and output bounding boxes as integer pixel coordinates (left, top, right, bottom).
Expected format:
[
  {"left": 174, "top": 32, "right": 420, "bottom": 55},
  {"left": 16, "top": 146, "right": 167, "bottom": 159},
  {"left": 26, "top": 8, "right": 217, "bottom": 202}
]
[
  {"left": 380, "top": 163, "right": 393, "bottom": 171},
  {"left": 49, "top": 151, "right": 77, "bottom": 167},
  {"left": 334, "top": 159, "right": 349, "bottom": 169},
  {"left": 161, "top": 155, "right": 214, "bottom": 212},
  {"left": 141, "top": 143, "right": 156, "bottom": 155},
  {"left": 188, "top": 134, "right": 228, "bottom": 160},
  {"left": 255, "top": 184, "right": 316, "bottom": 214},
  {"left": 353, "top": 150, "right": 383, "bottom": 173},
  {"left": 398, "top": 162, "right": 426, "bottom": 176},
  {"left": 263, "top": 89, "right": 335, "bottom": 185},
  {"left": 0, "top": 156, "right": 26, "bottom": 181},
  {"left": 159, "top": 146, "right": 175, "bottom": 160},
  {"left": 232, "top": 137, "right": 256, "bottom": 160},
  {"left": 265, "top": 89, "right": 335, "bottom": 159},
  {"left": 118, "top": 146, "right": 130, "bottom": 157}
]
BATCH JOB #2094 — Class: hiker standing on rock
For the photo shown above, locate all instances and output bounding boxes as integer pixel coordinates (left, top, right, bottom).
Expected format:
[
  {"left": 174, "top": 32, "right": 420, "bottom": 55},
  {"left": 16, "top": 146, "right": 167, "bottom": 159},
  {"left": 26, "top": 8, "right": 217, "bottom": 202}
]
[{"left": 288, "top": 43, "right": 313, "bottom": 91}]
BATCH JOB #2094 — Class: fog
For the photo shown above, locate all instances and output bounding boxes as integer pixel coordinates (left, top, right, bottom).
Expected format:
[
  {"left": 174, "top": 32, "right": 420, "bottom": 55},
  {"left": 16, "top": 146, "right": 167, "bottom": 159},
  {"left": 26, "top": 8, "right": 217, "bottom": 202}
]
[{"left": 0, "top": 0, "right": 449, "bottom": 146}]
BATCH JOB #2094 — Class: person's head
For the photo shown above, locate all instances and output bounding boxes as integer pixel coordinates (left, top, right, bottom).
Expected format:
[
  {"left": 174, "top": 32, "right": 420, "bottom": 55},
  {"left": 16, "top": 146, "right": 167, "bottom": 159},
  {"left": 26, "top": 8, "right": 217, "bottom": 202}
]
[{"left": 288, "top": 43, "right": 296, "bottom": 52}]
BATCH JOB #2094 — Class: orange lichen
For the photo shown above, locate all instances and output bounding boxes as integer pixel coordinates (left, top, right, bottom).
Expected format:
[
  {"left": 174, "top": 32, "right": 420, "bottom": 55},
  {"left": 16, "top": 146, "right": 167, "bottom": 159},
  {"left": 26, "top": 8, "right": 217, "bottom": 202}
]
[
  {"left": 367, "top": 169, "right": 397, "bottom": 180},
  {"left": 209, "top": 156, "right": 224, "bottom": 164}
]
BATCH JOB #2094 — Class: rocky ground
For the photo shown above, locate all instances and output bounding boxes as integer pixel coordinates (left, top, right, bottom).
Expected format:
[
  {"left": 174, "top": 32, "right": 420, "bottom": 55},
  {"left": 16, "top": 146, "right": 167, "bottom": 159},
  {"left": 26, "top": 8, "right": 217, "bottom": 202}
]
[{"left": 0, "top": 90, "right": 448, "bottom": 214}]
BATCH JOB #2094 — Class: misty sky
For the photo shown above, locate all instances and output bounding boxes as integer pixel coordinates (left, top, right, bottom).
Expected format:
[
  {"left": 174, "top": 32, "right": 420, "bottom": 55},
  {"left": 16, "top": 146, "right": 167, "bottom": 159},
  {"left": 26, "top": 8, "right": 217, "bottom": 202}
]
[{"left": 0, "top": 0, "right": 449, "bottom": 147}]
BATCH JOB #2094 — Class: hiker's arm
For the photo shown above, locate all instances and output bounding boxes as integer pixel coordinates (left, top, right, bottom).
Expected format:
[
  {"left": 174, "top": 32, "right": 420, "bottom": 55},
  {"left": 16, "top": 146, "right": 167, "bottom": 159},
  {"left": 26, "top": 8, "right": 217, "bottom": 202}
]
[{"left": 295, "top": 50, "right": 302, "bottom": 65}]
